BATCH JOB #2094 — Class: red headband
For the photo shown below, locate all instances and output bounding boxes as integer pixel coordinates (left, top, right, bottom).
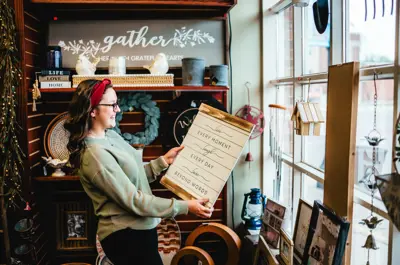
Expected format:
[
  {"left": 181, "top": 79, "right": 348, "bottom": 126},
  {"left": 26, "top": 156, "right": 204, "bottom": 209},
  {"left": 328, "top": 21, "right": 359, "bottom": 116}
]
[{"left": 90, "top": 79, "right": 111, "bottom": 108}]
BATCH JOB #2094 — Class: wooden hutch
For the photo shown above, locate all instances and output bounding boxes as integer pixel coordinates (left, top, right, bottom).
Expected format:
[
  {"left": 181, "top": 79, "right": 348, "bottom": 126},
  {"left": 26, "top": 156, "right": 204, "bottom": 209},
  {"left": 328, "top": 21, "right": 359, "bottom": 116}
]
[{"left": 8, "top": 0, "right": 236, "bottom": 264}]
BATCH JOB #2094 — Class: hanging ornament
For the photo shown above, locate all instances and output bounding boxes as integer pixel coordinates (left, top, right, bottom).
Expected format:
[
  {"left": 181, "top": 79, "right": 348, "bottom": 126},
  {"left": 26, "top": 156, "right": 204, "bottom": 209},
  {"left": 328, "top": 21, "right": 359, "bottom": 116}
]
[
  {"left": 235, "top": 82, "right": 265, "bottom": 168},
  {"left": 360, "top": 72, "right": 383, "bottom": 265},
  {"left": 291, "top": 78, "right": 325, "bottom": 136}
]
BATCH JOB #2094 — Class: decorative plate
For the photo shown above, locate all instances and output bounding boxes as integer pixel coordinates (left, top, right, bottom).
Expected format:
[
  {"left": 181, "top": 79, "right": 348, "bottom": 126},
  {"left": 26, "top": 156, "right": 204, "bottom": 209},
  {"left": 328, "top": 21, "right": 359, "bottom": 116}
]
[{"left": 43, "top": 112, "right": 70, "bottom": 161}]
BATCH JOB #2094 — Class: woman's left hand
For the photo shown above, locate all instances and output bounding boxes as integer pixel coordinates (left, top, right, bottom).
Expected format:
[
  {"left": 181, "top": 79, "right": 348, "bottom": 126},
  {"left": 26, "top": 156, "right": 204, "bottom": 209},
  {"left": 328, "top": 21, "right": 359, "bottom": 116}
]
[{"left": 163, "top": 146, "right": 184, "bottom": 165}]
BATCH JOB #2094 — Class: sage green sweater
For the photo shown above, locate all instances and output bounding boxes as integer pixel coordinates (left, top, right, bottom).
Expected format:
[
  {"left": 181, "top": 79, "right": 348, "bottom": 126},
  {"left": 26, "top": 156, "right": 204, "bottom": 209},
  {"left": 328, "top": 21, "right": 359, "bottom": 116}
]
[{"left": 78, "top": 129, "right": 188, "bottom": 241}]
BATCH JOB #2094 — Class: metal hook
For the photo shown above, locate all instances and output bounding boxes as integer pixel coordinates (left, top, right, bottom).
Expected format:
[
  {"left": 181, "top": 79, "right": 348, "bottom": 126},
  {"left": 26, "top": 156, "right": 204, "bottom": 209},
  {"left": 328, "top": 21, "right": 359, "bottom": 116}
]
[
  {"left": 307, "top": 78, "right": 311, "bottom": 102},
  {"left": 245, "top": 82, "right": 251, "bottom": 106}
]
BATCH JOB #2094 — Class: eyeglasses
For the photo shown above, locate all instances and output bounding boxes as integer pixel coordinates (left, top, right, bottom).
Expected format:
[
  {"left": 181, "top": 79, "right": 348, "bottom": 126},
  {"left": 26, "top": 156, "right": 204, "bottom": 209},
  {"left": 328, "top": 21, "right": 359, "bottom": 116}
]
[{"left": 98, "top": 103, "right": 119, "bottom": 111}]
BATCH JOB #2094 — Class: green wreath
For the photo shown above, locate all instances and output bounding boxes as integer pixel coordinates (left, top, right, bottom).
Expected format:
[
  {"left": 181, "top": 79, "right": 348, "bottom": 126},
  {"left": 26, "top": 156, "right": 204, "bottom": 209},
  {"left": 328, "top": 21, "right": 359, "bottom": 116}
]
[{"left": 112, "top": 93, "right": 160, "bottom": 145}]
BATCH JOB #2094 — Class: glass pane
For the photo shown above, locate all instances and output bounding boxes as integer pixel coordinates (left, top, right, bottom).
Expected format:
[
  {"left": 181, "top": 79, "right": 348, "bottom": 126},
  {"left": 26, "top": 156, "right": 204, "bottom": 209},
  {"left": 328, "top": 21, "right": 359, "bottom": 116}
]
[
  {"left": 347, "top": 0, "right": 396, "bottom": 67},
  {"left": 302, "top": 174, "right": 324, "bottom": 204},
  {"left": 276, "top": 85, "right": 294, "bottom": 156},
  {"left": 351, "top": 203, "right": 389, "bottom": 265},
  {"left": 354, "top": 79, "right": 394, "bottom": 194},
  {"left": 277, "top": 6, "right": 293, "bottom": 78},
  {"left": 303, "top": 0, "right": 330, "bottom": 74},
  {"left": 276, "top": 163, "right": 292, "bottom": 209},
  {"left": 303, "top": 83, "right": 327, "bottom": 170}
]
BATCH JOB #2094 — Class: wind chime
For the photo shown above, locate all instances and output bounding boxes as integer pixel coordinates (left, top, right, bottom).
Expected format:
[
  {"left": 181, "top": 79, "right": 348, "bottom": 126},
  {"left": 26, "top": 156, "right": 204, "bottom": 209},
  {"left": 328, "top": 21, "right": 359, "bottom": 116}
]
[
  {"left": 360, "top": 73, "right": 384, "bottom": 265},
  {"left": 268, "top": 103, "right": 287, "bottom": 200}
]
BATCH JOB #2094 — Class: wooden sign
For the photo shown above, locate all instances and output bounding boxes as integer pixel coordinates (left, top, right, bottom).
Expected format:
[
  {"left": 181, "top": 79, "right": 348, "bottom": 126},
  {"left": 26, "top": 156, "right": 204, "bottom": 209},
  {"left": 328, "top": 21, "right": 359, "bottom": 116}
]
[
  {"left": 48, "top": 20, "right": 224, "bottom": 68},
  {"left": 160, "top": 104, "right": 254, "bottom": 207}
]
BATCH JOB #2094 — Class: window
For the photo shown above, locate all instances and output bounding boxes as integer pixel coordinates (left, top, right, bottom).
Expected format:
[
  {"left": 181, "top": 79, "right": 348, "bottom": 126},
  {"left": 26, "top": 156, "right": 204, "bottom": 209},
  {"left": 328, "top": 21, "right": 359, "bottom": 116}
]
[
  {"left": 351, "top": 202, "right": 390, "bottom": 265},
  {"left": 303, "top": 0, "right": 330, "bottom": 74},
  {"left": 277, "top": 163, "right": 293, "bottom": 210},
  {"left": 277, "top": 85, "right": 294, "bottom": 156},
  {"left": 347, "top": 0, "right": 396, "bottom": 67},
  {"left": 277, "top": 7, "right": 294, "bottom": 78},
  {"left": 354, "top": 79, "right": 394, "bottom": 193},
  {"left": 264, "top": 0, "right": 397, "bottom": 262},
  {"left": 302, "top": 83, "right": 327, "bottom": 169},
  {"left": 302, "top": 173, "right": 324, "bottom": 204}
]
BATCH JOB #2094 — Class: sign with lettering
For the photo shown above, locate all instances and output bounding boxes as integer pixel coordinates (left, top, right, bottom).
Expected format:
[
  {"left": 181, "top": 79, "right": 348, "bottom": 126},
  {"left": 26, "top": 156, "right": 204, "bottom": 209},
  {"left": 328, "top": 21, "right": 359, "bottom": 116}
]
[
  {"left": 161, "top": 104, "right": 254, "bottom": 207},
  {"left": 48, "top": 20, "right": 224, "bottom": 68}
]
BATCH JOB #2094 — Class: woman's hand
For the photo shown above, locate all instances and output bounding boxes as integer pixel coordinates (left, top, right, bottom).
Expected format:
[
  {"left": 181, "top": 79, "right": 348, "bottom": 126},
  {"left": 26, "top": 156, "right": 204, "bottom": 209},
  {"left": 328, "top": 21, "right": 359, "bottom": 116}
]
[
  {"left": 163, "top": 146, "right": 184, "bottom": 165},
  {"left": 187, "top": 198, "right": 214, "bottom": 219}
]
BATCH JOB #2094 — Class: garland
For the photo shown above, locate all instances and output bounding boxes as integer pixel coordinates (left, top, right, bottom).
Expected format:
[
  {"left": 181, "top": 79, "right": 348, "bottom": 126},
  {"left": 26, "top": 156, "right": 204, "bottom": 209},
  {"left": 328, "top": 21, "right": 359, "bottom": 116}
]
[
  {"left": 0, "top": 0, "right": 24, "bottom": 208},
  {"left": 112, "top": 93, "right": 160, "bottom": 145}
]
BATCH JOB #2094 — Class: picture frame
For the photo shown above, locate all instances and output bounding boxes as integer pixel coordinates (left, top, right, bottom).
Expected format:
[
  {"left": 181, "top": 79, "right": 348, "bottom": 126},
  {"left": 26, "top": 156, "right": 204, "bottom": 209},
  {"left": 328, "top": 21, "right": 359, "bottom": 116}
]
[
  {"left": 260, "top": 222, "right": 280, "bottom": 249},
  {"left": 279, "top": 228, "right": 294, "bottom": 265},
  {"left": 261, "top": 198, "right": 286, "bottom": 249},
  {"left": 302, "top": 200, "right": 350, "bottom": 265},
  {"left": 253, "top": 236, "right": 279, "bottom": 265},
  {"left": 265, "top": 198, "right": 286, "bottom": 220},
  {"left": 65, "top": 211, "right": 88, "bottom": 241},
  {"left": 292, "top": 199, "right": 313, "bottom": 262}
]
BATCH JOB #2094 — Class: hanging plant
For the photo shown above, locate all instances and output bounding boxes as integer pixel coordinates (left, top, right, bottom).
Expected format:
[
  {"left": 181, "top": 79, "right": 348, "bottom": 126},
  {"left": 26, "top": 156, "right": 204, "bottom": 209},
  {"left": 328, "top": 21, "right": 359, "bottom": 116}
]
[{"left": 0, "top": 0, "right": 25, "bottom": 208}]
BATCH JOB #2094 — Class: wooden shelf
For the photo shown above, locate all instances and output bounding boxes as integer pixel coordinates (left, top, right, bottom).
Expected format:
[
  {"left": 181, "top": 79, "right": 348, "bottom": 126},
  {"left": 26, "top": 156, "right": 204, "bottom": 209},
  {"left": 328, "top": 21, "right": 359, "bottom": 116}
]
[
  {"left": 30, "top": 0, "right": 235, "bottom": 7},
  {"left": 37, "top": 86, "right": 229, "bottom": 93},
  {"left": 34, "top": 176, "right": 80, "bottom": 182}
]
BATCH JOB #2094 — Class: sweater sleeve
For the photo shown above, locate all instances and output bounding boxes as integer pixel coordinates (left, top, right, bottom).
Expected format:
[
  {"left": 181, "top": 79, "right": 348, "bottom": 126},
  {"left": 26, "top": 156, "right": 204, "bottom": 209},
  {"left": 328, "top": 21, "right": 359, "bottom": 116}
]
[
  {"left": 144, "top": 156, "right": 169, "bottom": 183},
  {"left": 83, "top": 148, "right": 188, "bottom": 218}
]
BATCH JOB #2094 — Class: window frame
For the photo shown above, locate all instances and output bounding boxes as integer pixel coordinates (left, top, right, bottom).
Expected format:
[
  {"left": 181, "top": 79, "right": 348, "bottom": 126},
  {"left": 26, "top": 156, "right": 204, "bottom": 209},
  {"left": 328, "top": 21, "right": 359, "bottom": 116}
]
[{"left": 262, "top": 0, "right": 398, "bottom": 263}]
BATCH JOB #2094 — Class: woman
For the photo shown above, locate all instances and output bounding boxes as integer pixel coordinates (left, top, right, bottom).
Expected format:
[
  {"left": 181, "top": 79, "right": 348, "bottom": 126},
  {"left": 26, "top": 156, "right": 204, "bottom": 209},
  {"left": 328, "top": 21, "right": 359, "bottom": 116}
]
[{"left": 64, "top": 79, "right": 213, "bottom": 265}]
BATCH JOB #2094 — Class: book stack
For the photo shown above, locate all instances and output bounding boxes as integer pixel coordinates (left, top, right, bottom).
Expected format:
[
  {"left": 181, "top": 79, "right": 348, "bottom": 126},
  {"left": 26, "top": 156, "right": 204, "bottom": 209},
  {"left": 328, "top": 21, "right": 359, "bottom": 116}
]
[{"left": 39, "top": 70, "right": 71, "bottom": 89}]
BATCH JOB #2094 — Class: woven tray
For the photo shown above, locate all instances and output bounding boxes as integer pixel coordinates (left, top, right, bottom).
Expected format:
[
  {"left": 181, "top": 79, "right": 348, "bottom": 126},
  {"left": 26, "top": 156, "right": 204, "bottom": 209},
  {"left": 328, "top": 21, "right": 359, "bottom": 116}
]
[{"left": 72, "top": 74, "right": 174, "bottom": 87}]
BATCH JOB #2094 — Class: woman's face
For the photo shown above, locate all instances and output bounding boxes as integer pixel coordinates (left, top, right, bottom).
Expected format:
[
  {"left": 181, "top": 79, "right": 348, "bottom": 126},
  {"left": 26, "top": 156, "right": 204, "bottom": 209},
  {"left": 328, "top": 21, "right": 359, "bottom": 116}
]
[{"left": 91, "top": 88, "right": 120, "bottom": 129}]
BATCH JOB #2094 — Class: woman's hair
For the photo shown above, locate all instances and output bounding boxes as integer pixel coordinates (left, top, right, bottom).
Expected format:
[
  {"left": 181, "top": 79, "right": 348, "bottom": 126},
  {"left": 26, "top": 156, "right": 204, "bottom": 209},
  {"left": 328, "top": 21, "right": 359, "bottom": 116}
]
[{"left": 64, "top": 79, "right": 112, "bottom": 168}]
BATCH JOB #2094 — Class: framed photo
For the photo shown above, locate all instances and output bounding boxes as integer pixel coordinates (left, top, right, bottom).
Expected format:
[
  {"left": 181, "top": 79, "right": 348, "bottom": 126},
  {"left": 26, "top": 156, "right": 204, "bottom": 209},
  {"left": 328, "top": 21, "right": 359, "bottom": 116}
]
[
  {"left": 260, "top": 222, "right": 280, "bottom": 249},
  {"left": 302, "top": 201, "right": 350, "bottom": 265},
  {"left": 279, "top": 228, "right": 294, "bottom": 265},
  {"left": 265, "top": 199, "right": 286, "bottom": 219},
  {"left": 253, "top": 236, "right": 279, "bottom": 265},
  {"left": 65, "top": 211, "right": 87, "bottom": 240},
  {"left": 261, "top": 198, "right": 286, "bottom": 249},
  {"left": 292, "top": 199, "right": 313, "bottom": 262}
]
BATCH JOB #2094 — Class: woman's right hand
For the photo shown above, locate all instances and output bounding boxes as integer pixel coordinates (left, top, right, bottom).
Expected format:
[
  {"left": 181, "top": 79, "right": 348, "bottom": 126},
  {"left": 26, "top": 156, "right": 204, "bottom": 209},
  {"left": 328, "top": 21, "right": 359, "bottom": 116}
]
[{"left": 187, "top": 198, "right": 214, "bottom": 219}]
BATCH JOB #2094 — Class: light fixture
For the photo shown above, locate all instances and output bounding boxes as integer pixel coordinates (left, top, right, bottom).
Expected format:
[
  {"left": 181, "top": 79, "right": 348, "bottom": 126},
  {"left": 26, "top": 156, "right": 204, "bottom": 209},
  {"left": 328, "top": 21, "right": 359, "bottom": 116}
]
[{"left": 268, "top": 0, "right": 309, "bottom": 14}]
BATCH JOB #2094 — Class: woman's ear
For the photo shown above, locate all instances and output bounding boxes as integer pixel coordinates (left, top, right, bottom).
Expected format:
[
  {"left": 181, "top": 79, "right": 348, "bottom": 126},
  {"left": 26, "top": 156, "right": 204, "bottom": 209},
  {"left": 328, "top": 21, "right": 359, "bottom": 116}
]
[{"left": 90, "top": 110, "right": 96, "bottom": 118}]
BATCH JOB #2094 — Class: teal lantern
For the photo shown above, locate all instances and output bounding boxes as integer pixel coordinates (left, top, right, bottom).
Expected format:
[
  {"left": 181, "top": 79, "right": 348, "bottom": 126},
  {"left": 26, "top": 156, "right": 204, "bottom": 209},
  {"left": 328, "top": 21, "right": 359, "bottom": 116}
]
[{"left": 241, "top": 188, "right": 266, "bottom": 230}]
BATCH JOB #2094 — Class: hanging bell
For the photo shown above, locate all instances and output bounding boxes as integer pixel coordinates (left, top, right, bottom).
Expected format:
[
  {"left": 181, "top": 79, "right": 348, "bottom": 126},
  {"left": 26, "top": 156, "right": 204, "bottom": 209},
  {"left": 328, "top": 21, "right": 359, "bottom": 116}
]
[
  {"left": 362, "top": 234, "right": 379, "bottom": 250},
  {"left": 245, "top": 152, "right": 254, "bottom": 162}
]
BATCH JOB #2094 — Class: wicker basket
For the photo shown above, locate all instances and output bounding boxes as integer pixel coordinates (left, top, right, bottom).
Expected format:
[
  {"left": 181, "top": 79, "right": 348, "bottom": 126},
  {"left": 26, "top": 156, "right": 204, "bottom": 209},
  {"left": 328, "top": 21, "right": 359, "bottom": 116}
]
[{"left": 72, "top": 74, "right": 174, "bottom": 87}]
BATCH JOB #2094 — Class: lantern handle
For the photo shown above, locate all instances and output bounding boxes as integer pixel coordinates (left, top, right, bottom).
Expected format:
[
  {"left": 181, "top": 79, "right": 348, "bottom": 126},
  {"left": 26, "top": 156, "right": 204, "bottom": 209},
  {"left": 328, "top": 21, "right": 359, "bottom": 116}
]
[
  {"left": 241, "top": 192, "right": 251, "bottom": 222},
  {"left": 261, "top": 194, "right": 266, "bottom": 216}
]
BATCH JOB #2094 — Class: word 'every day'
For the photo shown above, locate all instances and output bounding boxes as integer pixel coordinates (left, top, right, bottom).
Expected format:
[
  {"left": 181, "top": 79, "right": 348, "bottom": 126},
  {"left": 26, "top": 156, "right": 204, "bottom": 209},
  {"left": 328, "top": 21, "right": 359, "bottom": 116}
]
[{"left": 190, "top": 153, "right": 214, "bottom": 169}]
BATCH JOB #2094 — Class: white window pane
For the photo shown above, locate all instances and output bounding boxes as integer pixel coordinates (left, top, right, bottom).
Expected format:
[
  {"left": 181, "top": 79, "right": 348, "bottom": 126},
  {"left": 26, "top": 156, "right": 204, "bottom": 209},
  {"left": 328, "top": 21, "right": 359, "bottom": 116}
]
[
  {"left": 354, "top": 80, "right": 394, "bottom": 193},
  {"left": 347, "top": 0, "right": 396, "bottom": 67},
  {"left": 277, "top": 6, "right": 293, "bottom": 78},
  {"left": 302, "top": 174, "right": 324, "bottom": 204},
  {"left": 351, "top": 202, "right": 389, "bottom": 265},
  {"left": 303, "top": 83, "right": 327, "bottom": 170},
  {"left": 276, "top": 163, "right": 293, "bottom": 209},
  {"left": 277, "top": 85, "right": 294, "bottom": 156},
  {"left": 303, "top": 0, "right": 330, "bottom": 74}
]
